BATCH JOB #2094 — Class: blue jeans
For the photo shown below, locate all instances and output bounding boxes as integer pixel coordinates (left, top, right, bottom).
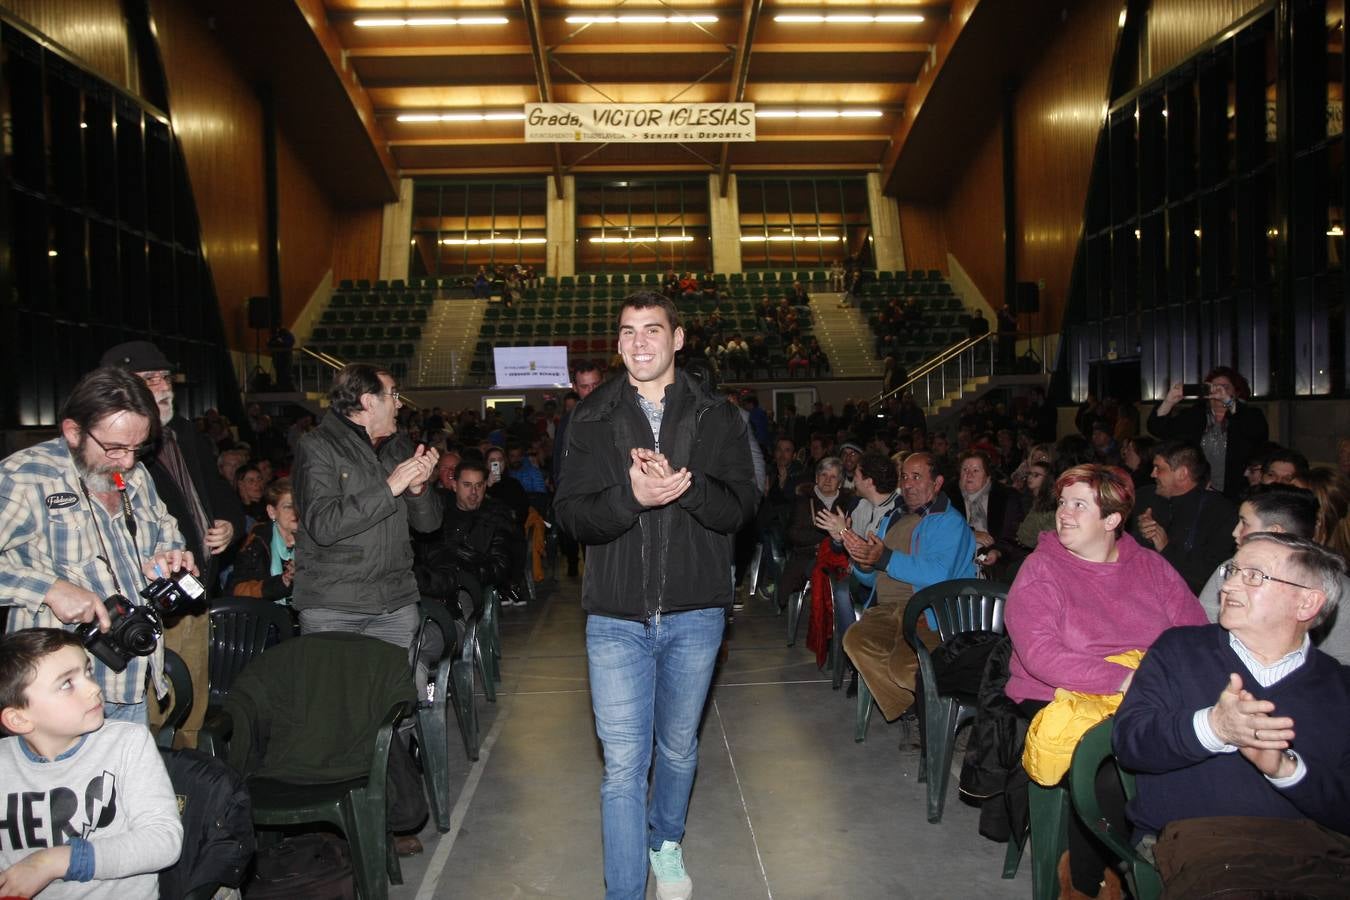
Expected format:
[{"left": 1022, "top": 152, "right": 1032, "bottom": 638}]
[
  {"left": 587, "top": 608, "right": 725, "bottom": 900},
  {"left": 103, "top": 700, "right": 147, "bottom": 724}
]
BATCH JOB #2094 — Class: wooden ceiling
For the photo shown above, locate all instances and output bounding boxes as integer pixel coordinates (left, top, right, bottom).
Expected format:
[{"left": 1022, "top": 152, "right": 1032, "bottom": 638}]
[{"left": 312, "top": 0, "right": 951, "bottom": 186}]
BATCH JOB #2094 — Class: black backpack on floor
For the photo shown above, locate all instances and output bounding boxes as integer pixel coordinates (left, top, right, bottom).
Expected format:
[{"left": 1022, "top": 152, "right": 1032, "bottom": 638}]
[{"left": 245, "top": 832, "right": 356, "bottom": 900}]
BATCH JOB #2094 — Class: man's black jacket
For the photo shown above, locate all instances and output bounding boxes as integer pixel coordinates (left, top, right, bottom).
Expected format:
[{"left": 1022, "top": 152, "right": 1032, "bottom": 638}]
[
  {"left": 146, "top": 416, "right": 245, "bottom": 589},
  {"left": 554, "top": 369, "right": 757, "bottom": 621},
  {"left": 415, "top": 498, "right": 516, "bottom": 600}
]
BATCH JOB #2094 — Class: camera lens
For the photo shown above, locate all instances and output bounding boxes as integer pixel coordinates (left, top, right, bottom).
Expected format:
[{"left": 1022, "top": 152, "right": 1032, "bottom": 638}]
[{"left": 119, "top": 618, "right": 159, "bottom": 655}]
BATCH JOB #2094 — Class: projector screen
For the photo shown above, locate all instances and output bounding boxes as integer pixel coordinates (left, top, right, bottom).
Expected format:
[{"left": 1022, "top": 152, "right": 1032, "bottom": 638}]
[{"left": 492, "top": 345, "right": 572, "bottom": 389}]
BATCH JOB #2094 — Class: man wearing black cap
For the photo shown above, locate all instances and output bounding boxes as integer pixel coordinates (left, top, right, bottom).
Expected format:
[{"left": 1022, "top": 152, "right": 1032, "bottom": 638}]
[
  {"left": 101, "top": 340, "right": 243, "bottom": 747},
  {"left": 838, "top": 439, "right": 863, "bottom": 491}
]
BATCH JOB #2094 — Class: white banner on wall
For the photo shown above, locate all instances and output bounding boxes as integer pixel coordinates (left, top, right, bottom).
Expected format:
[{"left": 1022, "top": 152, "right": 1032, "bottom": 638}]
[
  {"left": 525, "top": 103, "right": 756, "bottom": 143},
  {"left": 493, "top": 345, "right": 571, "bottom": 389}
]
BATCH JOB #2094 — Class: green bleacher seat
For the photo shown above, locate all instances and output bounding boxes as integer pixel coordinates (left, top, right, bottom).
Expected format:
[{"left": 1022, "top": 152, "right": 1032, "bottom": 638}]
[
  {"left": 339, "top": 279, "right": 355, "bottom": 291},
  {"left": 555, "top": 304, "right": 572, "bottom": 318},
  {"left": 518, "top": 307, "right": 536, "bottom": 320},
  {"left": 322, "top": 310, "right": 339, "bottom": 324},
  {"left": 560, "top": 275, "right": 575, "bottom": 287},
  {"left": 714, "top": 273, "right": 727, "bottom": 283},
  {"left": 518, "top": 324, "right": 534, "bottom": 338},
  {"left": 591, "top": 320, "right": 609, "bottom": 335},
  {"left": 811, "top": 270, "right": 826, "bottom": 283},
  {"left": 480, "top": 324, "right": 497, "bottom": 338},
  {"left": 398, "top": 343, "right": 414, "bottom": 357},
  {"left": 411, "top": 308, "right": 427, "bottom": 322},
  {"left": 878, "top": 271, "right": 894, "bottom": 282},
  {"left": 499, "top": 323, "right": 516, "bottom": 337},
  {"left": 542, "top": 276, "right": 558, "bottom": 288},
  {"left": 377, "top": 343, "right": 395, "bottom": 358},
  {"left": 729, "top": 273, "right": 744, "bottom": 284},
  {"left": 417, "top": 292, "right": 433, "bottom": 306},
  {"left": 577, "top": 274, "right": 592, "bottom": 285},
  {"left": 311, "top": 327, "right": 330, "bottom": 342},
  {"left": 374, "top": 280, "right": 389, "bottom": 291},
  {"left": 535, "top": 322, "right": 552, "bottom": 338},
  {"left": 927, "top": 269, "right": 942, "bottom": 281},
  {"left": 484, "top": 306, "right": 501, "bottom": 320},
  {"left": 939, "top": 283, "right": 954, "bottom": 295},
  {"left": 469, "top": 360, "right": 486, "bottom": 380}
]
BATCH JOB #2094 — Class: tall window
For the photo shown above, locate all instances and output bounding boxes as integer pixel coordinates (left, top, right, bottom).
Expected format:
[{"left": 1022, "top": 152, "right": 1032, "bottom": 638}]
[
  {"left": 409, "top": 180, "right": 547, "bottom": 277},
  {"left": 2, "top": 22, "right": 232, "bottom": 428},
  {"left": 1069, "top": 1, "right": 1350, "bottom": 401},
  {"left": 737, "top": 177, "right": 871, "bottom": 270},
  {"left": 575, "top": 178, "right": 709, "bottom": 274}
]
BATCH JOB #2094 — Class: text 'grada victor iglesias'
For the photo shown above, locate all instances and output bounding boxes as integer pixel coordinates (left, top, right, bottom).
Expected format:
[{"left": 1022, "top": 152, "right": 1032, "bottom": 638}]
[{"left": 524, "top": 103, "right": 757, "bottom": 143}]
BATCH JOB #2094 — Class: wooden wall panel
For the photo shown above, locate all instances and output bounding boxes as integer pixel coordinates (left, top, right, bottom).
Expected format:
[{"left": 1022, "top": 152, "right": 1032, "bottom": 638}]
[
  {"left": 276, "top": 130, "right": 335, "bottom": 324},
  {"left": 942, "top": 122, "right": 1004, "bottom": 305},
  {"left": 898, "top": 203, "right": 948, "bottom": 273},
  {"left": 1145, "top": 0, "right": 1268, "bottom": 80},
  {"left": 150, "top": 0, "right": 267, "bottom": 349},
  {"left": 1, "top": 0, "right": 129, "bottom": 89},
  {"left": 1012, "top": 0, "right": 1122, "bottom": 332},
  {"left": 332, "top": 208, "right": 384, "bottom": 285}
]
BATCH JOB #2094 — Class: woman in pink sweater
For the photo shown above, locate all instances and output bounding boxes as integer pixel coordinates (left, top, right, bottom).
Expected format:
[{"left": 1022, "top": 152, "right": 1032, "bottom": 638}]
[
  {"left": 1004, "top": 463, "right": 1207, "bottom": 896},
  {"left": 1005, "top": 464, "right": 1207, "bottom": 704}
]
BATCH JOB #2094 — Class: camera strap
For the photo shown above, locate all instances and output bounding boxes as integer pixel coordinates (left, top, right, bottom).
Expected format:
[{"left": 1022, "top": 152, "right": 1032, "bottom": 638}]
[{"left": 78, "top": 476, "right": 138, "bottom": 600}]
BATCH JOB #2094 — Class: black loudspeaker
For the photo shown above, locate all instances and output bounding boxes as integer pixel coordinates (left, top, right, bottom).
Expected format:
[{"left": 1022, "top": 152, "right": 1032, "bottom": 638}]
[
  {"left": 248, "top": 295, "right": 277, "bottom": 330},
  {"left": 1015, "top": 281, "right": 1040, "bottom": 314}
]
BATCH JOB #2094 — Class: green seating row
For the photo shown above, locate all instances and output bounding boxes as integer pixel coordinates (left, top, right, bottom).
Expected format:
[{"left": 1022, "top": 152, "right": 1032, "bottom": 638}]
[
  {"left": 330, "top": 291, "right": 434, "bottom": 308},
  {"left": 308, "top": 342, "right": 416, "bottom": 361},
  {"left": 321, "top": 307, "right": 428, "bottom": 325},
  {"left": 338, "top": 277, "right": 446, "bottom": 292},
  {"left": 312, "top": 325, "right": 421, "bottom": 343}
]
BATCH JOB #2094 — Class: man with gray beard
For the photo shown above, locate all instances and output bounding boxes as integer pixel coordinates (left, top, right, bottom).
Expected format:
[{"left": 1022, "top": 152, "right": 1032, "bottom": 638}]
[
  {"left": 101, "top": 341, "right": 242, "bottom": 747},
  {"left": 0, "top": 367, "right": 195, "bottom": 724}
]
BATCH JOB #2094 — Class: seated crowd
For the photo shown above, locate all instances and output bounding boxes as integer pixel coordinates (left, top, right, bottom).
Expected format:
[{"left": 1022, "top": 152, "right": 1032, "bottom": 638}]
[{"left": 2, "top": 347, "right": 1348, "bottom": 897}]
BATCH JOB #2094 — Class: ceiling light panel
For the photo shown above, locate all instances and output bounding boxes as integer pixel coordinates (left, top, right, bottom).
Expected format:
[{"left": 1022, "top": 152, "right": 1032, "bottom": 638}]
[{"left": 353, "top": 16, "right": 510, "bottom": 27}]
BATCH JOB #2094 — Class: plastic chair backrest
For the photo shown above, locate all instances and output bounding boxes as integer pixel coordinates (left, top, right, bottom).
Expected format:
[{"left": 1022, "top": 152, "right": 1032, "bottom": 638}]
[
  {"left": 1069, "top": 720, "right": 1163, "bottom": 899},
  {"left": 208, "top": 598, "right": 295, "bottom": 709},
  {"left": 157, "top": 648, "right": 194, "bottom": 749},
  {"left": 901, "top": 577, "right": 1009, "bottom": 645}
]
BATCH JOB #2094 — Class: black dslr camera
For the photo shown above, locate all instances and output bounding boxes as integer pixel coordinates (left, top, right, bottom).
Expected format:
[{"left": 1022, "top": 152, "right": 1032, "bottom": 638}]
[{"left": 76, "top": 570, "right": 206, "bottom": 672}]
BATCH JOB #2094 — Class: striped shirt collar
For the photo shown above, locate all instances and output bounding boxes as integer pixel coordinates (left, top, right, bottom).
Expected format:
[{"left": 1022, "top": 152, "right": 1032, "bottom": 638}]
[{"left": 1228, "top": 631, "right": 1311, "bottom": 688}]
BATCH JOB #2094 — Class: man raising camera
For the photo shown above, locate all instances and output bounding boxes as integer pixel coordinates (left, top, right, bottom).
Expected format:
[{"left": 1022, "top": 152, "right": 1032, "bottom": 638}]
[{"left": 0, "top": 367, "right": 196, "bottom": 724}]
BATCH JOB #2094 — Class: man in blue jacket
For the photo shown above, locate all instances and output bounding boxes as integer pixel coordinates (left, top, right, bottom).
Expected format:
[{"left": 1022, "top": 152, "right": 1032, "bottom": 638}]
[
  {"left": 840, "top": 451, "right": 978, "bottom": 722},
  {"left": 554, "top": 292, "right": 757, "bottom": 900}
]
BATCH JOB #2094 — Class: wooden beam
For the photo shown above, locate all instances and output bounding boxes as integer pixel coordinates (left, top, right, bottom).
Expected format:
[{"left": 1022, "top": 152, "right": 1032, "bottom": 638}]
[
  {"left": 293, "top": 0, "right": 399, "bottom": 197},
  {"left": 878, "top": 0, "right": 980, "bottom": 192},
  {"left": 346, "top": 41, "right": 931, "bottom": 58},
  {"left": 519, "top": 0, "right": 566, "bottom": 197},
  {"left": 719, "top": 0, "right": 764, "bottom": 196}
]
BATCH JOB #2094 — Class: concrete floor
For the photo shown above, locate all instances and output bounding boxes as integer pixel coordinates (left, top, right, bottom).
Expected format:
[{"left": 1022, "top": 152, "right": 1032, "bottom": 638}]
[{"left": 391, "top": 577, "right": 1031, "bottom": 899}]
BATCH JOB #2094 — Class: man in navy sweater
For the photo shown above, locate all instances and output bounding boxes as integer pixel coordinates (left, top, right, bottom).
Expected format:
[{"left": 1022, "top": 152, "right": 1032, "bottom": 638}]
[{"left": 1114, "top": 532, "right": 1350, "bottom": 842}]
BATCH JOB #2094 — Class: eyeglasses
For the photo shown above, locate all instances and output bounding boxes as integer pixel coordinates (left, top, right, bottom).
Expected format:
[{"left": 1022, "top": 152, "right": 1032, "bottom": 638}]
[
  {"left": 84, "top": 430, "right": 151, "bottom": 459},
  {"left": 137, "top": 371, "right": 172, "bottom": 387},
  {"left": 1218, "top": 560, "right": 1316, "bottom": 591},
  {"left": 381, "top": 390, "right": 401, "bottom": 404}
]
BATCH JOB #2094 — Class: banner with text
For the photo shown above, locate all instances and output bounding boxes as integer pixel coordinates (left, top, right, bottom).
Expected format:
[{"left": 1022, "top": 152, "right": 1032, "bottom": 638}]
[
  {"left": 525, "top": 103, "right": 756, "bottom": 143},
  {"left": 493, "top": 345, "right": 571, "bottom": 389}
]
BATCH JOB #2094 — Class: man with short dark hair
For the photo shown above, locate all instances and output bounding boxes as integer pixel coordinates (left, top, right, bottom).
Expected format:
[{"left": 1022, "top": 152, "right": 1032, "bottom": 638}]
[
  {"left": 553, "top": 363, "right": 606, "bottom": 576},
  {"left": 1133, "top": 440, "right": 1237, "bottom": 593},
  {"left": 415, "top": 459, "right": 516, "bottom": 611},
  {"left": 291, "top": 364, "right": 441, "bottom": 644},
  {"left": 1115, "top": 533, "right": 1350, "bottom": 857},
  {"left": 555, "top": 291, "right": 756, "bottom": 900},
  {"left": 0, "top": 368, "right": 193, "bottom": 723},
  {"left": 1263, "top": 448, "right": 1311, "bottom": 486}
]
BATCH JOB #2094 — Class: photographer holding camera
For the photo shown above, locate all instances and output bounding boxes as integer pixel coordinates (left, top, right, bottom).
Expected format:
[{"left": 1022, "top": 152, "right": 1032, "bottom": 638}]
[
  {"left": 0, "top": 367, "right": 197, "bottom": 724},
  {"left": 1147, "top": 367, "right": 1269, "bottom": 501}
]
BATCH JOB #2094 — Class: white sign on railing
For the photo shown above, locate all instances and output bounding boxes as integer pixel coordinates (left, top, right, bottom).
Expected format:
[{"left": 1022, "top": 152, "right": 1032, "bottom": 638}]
[{"left": 525, "top": 103, "right": 756, "bottom": 143}]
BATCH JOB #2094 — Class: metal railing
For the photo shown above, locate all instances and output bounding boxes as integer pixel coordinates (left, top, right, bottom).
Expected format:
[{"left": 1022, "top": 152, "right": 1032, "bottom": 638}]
[{"left": 871, "top": 331, "right": 1054, "bottom": 412}]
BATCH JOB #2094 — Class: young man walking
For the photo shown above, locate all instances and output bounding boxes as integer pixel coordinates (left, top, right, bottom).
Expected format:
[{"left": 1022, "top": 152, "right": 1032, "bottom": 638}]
[{"left": 555, "top": 292, "right": 757, "bottom": 900}]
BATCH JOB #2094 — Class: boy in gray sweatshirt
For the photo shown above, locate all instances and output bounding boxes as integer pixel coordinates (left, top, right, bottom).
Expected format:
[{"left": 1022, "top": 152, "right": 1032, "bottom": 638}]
[{"left": 0, "top": 628, "right": 181, "bottom": 898}]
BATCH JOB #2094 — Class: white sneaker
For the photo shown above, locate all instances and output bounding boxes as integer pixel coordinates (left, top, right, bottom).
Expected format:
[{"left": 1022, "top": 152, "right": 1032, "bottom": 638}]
[{"left": 649, "top": 840, "right": 692, "bottom": 900}]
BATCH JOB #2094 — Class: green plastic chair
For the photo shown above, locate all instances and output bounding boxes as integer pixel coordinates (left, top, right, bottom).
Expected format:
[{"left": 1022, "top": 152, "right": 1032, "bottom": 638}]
[
  {"left": 1068, "top": 720, "right": 1163, "bottom": 900},
  {"left": 203, "top": 635, "right": 416, "bottom": 900},
  {"left": 413, "top": 599, "right": 478, "bottom": 835},
  {"left": 901, "top": 578, "right": 1010, "bottom": 821},
  {"left": 155, "top": 648, "right": 193, "bottom": 750}
]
